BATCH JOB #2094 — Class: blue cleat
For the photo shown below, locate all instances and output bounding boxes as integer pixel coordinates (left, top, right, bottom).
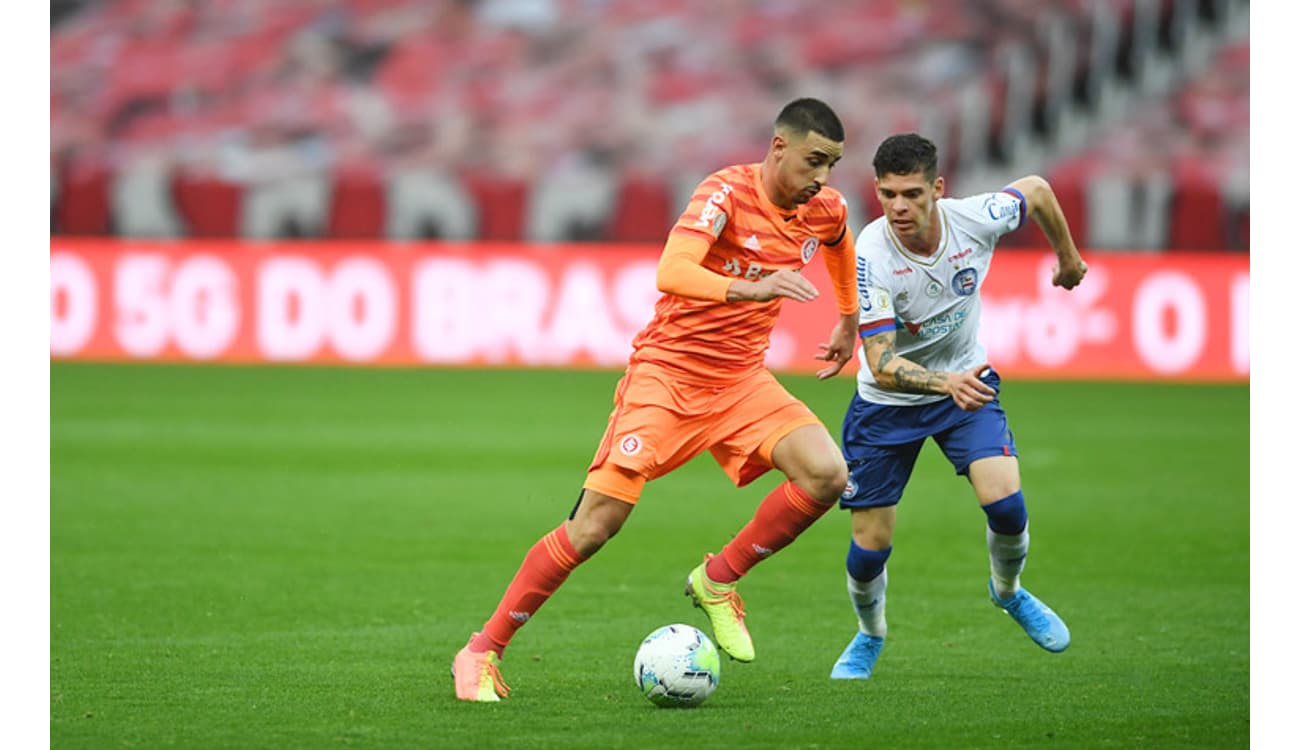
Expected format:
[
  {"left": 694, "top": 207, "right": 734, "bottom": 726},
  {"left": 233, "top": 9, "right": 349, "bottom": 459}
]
[
  {"left": 988, "top": 579, "right": 1070, "bottom": 653},
  {"left": 830, "top": 632, "right": 885, "bottom": 679}
]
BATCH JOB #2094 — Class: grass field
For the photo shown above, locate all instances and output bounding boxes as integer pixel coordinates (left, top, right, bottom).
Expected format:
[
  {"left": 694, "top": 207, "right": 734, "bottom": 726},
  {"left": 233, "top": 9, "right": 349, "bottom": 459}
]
[{"left": 50, "top": 363, "right": 1249, "bottom": 749}]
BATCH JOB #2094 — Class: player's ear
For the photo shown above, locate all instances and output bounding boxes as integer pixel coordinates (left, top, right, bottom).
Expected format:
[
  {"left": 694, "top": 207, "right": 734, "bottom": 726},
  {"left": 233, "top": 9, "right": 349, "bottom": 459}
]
[
  {"left": 932, "top": 176, "right": 945, "bottom": 199},
  {"left": 771, "top": 131, "right": 788, "bottom": 159}
]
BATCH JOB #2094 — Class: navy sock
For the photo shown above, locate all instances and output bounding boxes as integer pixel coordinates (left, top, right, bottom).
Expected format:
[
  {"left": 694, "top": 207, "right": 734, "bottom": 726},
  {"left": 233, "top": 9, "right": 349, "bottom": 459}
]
[
  {"left": 846, "top": 539, "right": 892, "bottom": 582},
  {"left": 981, "top": 491, "right": 1027, "bottom": 535}
]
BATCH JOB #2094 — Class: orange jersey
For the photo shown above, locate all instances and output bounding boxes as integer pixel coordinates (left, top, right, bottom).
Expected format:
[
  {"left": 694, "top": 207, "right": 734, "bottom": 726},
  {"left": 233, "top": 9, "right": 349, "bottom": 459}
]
[{"left": 630, "top": 163, "right": 854, "bottom": 381}]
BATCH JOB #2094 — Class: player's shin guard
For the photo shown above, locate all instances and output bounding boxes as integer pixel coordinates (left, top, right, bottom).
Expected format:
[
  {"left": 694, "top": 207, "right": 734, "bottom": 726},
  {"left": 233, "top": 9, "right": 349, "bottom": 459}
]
[
  {"left": 846, "top": 541, "right": 891, "bottom": 638},
  {"left": 477, "top": 525, "right": 588, "bottom": 656},
  {"left": 982, "top": 492, "right": 1029, "bottom": 600},
  {"left": 711, "top": 481, "right": 833, "bottom": 582}
]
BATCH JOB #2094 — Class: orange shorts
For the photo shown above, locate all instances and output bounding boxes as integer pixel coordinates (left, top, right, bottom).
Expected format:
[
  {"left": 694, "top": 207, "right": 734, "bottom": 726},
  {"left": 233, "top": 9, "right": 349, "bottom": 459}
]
[{"left": 583, "top": 361, "right": 823, "bottom": 504}]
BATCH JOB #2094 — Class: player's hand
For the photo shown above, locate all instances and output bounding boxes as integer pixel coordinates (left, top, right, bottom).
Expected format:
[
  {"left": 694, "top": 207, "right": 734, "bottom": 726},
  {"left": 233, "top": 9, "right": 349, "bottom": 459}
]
[
  {"left": 1052, "top": 256, "right": 1088, "bottom": 290},
  {"left": 743, "top": 270, "right": 819, "bottom": 303},
  {"left": 814, "top": 316, "right": 858, "bottom": 380},
  {"left": 946, "top": 363, "right": 997, "bottom": 411}
]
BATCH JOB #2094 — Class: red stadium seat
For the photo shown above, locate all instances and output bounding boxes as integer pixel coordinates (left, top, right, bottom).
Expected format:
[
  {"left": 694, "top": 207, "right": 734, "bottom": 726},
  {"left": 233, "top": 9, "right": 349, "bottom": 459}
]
[
  {"left": 53, "top": 160, "right": 112, "bottom": 235},
  {"left": 1168, "top": 163, "right": 1224, "bottom": 250},
  {"left": 172, "top": 173, "right": 243, "bottom": 238},
  {"left": 608, "top": 176, "right": 673, "bottom": 243},
  {"left": 327, "top": 165, "right": 386, "bottom": 238},
  {"left": 463, "top": 172, "right": 528, "bottom": 242}
]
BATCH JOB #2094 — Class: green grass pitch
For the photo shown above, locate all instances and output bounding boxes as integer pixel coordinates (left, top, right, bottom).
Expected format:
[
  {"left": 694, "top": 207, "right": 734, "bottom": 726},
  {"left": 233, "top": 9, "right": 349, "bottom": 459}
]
[{"left": 51, "top": 363, "right": 1248, "bottom": 748}]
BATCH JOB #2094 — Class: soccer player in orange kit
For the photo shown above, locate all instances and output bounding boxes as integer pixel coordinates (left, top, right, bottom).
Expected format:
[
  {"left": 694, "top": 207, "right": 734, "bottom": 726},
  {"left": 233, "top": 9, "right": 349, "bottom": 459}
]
[{"left": 453, "top": 98, "right": 862, "bottom": 702}]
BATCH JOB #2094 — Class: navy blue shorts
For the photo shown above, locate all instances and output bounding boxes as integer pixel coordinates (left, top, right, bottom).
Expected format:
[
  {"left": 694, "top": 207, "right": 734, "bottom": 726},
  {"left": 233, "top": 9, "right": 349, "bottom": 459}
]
[{"left": 838, "top": 370, "right": 1017, "bottom": 509}]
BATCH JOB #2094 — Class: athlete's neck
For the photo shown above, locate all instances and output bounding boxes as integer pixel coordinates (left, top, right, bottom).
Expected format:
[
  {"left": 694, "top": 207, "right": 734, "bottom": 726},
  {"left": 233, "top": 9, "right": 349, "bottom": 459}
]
[{"left": 759, "top": 162, "right": 796, "bottom": 212}]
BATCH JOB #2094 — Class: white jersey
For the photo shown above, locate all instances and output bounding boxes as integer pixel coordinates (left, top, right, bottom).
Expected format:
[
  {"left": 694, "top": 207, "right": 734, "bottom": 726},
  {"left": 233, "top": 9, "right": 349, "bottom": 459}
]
[{"left": 854, "top": 189, "right": 1026, "bottom": 405}]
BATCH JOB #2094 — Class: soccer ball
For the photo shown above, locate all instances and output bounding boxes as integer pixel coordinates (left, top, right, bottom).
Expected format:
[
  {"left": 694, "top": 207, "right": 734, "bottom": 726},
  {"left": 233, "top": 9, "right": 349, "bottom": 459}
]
[{"left": 633, "top": 624, "right": 721, "bottom": 708}]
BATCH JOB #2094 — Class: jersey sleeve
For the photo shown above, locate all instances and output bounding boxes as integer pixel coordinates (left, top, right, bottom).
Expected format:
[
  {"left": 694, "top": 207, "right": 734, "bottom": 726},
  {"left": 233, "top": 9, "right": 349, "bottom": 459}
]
[
  {"left": 953, "top": 190, "right": 1027, "bottom": 246},
  {"left": 855, "top": 252, "right": 896, "bottom": 337},
  {"left": 656, "top": 232, "right": 733, "bottom": 302},
  {"left": 820, "top": 194, "right": 859, "bottom": 316},
  {"left": 669, "top": 172, "right": 737, "bottom": 242}
]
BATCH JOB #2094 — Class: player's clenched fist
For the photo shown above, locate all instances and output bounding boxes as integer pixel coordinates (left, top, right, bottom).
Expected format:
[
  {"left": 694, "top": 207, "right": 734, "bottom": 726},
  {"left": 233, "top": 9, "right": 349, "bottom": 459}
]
[
  {"left": 945, "top": 364, "right": 997, "bottom": 412},
  {"left": 1052, "top": 257, "right": 1087, "bottom": 290}
]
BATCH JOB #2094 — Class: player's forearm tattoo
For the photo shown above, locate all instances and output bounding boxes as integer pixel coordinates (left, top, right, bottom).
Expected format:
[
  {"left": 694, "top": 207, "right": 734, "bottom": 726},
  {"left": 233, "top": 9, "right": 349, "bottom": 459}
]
[
  {"left": 867, "top": 331, "right": 945, "bottom": 394},
  {"left": 893, "top": 365, "right": 947, "bottom": 394},
  {"left": 868, "top": 334, "right": 899, "bottom": 379}
]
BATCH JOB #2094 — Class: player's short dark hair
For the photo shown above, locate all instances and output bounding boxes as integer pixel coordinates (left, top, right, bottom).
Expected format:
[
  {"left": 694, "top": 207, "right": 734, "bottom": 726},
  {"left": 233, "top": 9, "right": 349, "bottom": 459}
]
[
  {"left": 873, "top": 133, "right": 939, "bottom": 181},
  {"left": 775, "top": 98, "right": 844, "bottom": 143}
]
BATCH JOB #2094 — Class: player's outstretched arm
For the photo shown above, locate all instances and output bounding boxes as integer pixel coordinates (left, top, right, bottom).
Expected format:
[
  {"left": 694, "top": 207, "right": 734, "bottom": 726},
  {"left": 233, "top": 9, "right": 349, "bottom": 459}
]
[
  {"left": 862, "top": 330, "right": 995, "bottom": 411},
  {"left": 1005, "top": 175, "right": 1088, "bottom": 290}
]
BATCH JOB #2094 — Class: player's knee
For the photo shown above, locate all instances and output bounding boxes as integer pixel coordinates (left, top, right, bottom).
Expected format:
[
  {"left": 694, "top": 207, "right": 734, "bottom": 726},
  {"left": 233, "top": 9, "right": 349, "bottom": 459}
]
[
  {"left": 851, "top": 522, "right": 894, "bottom": 551},
  {"left": 567, "top": 515, "right": 620, "bottom": 556},
  {"left": 566, "top": 491, "right": 633, "bottom": 556},
  {"left": 799, "top": 455, "right": 848, "bottom": 504}
]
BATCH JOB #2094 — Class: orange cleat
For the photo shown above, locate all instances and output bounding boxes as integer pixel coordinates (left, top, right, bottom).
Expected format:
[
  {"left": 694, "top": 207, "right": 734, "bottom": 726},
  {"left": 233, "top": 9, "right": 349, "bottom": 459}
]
[{"left": 451, "top": 634, "right": 511, "bottom": 702}]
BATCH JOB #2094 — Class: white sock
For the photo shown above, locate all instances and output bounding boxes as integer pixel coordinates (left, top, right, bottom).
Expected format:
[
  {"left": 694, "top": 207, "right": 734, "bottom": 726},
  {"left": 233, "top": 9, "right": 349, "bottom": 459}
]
[
  {"left": 987, "top": 524, "right": 1029, "bottom": 600},
  {"left": 846, "top": 568, "right": 888, "bottom": 638}
]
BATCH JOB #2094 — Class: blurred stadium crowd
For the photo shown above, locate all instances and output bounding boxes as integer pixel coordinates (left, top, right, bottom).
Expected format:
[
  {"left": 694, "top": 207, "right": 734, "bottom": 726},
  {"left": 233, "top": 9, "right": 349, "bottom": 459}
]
[{"left": 51, "top": 0, "right": 1248, "bottom": 250}]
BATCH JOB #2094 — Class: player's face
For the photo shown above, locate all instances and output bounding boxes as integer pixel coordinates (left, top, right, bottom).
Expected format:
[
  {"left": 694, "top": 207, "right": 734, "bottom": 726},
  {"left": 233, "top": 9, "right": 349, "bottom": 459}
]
[
  {"left": 773, "top": 130, "right": 843, "bottom": 207},
  {"left": 876, "top": 171, "right": 944, "bottom": 241}
]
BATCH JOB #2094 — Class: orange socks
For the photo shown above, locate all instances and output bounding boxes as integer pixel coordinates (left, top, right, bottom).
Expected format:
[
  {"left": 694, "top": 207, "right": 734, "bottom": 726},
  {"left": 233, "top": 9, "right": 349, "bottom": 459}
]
[
  {"left": 708, "top": 481, "right": 833, "bottom": 583},
  {"left": 476, "top": 525, "right": 587, "bottom": 657},
  {"left": 472, "top": 484, "right": 828, "bottom": 655}
]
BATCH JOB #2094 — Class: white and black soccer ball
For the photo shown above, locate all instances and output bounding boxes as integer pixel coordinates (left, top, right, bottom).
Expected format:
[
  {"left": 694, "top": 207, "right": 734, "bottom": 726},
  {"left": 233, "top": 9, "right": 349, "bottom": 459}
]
[{"left": 633, "top": 624, "right": 721, "bottom": 708}]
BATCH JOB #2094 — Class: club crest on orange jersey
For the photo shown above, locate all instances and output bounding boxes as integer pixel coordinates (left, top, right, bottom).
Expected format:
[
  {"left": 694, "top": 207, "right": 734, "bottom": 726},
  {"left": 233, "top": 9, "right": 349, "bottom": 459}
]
[
  {"left": 619, "top": 434, "right": 643, "bottom": 456},
  {"left": 801, "top": 237, "right": 819, "bottom": 263}
]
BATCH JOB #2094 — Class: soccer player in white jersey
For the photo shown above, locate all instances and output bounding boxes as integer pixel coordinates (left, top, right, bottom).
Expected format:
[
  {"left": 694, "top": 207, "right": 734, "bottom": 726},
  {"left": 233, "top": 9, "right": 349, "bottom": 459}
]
[{"left": 829, "top": 133, "right": 1088, "bottom": 680}]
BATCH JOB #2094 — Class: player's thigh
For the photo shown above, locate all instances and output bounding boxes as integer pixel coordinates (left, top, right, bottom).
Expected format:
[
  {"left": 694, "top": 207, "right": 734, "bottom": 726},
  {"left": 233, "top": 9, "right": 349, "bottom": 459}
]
[
  {"left": 707, "top": 369, "right": 824, "bottom": 488},
  {"left": 966, "top": 455, "right": 1022, "bottom": 505},
  {"left": 839, "top": 395, "right": 928, "bottom": 509},
  {"left": 587, "top": 364, "right": 714, "bottom": 489},
  {"left": 839, "top": 438, "right": 925, "bottom": 510},
  {"left": 769, "top": 423, "right": 848, "bottom": 500},
  {"left": 933, "top": 399, "right": 1018, "bottom": 484}
]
